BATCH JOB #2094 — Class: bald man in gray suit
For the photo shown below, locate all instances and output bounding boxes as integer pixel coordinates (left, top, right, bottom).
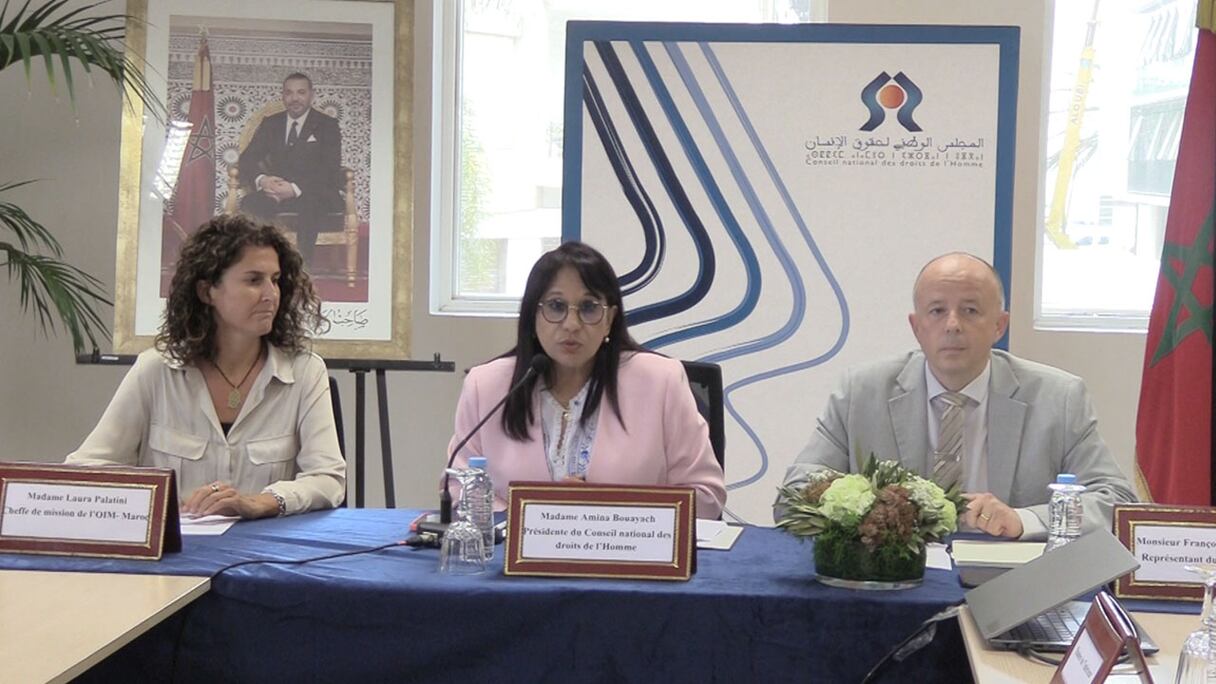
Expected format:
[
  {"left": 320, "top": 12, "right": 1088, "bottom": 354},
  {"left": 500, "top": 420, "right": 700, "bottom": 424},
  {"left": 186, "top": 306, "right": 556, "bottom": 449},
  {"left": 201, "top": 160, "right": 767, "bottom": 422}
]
[{"left": 779, "top": 253, "right": 1135, "bottom": 539}]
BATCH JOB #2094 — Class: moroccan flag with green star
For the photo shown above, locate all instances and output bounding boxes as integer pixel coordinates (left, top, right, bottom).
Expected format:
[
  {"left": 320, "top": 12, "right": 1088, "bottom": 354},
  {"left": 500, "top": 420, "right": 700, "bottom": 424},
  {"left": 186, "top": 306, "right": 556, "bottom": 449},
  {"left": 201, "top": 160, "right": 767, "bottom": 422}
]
[
  {"left": 161, "top": 33, "right": 215, "bottom": 271},
  {"left": 1136, "top": 6, "right": 1216, "bottom": 505}
]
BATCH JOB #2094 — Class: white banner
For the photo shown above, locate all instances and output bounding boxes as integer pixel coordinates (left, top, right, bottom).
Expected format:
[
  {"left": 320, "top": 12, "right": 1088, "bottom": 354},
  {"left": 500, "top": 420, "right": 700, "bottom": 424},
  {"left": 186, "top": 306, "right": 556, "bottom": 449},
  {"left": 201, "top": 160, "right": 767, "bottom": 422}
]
[{"left": 564, "top": 23, "right": 1019, "bottom": 524}]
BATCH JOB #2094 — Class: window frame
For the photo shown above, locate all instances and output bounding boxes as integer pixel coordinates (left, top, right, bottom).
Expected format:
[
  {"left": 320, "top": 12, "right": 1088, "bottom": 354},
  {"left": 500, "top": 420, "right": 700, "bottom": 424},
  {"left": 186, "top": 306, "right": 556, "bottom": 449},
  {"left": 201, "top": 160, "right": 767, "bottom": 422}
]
[
  {"left": 429, "top": 0, "right": 519, "bottom": 316},
  {"left": 1032, "top": 0, "right": 1194, "bottom": 334}
]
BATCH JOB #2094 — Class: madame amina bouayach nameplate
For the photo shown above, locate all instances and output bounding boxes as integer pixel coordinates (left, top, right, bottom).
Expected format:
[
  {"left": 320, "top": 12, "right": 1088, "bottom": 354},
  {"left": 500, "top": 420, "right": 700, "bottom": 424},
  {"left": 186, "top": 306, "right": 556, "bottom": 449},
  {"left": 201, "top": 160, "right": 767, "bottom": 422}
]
[
  {"left": 0, "top": 462, "right": 181, "bottom": 560},
  {"left": 504, "top": 481, "right": 696, "bottom": 580}
]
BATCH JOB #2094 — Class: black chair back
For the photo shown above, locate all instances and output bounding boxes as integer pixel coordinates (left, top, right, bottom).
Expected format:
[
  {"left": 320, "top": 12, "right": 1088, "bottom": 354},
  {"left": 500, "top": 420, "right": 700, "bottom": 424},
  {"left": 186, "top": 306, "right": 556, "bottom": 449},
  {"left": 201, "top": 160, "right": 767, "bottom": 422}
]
[
  {"left": 681, "top": 360, "right": 725, "bottom": 472},
  {"left": 328, "top": 375, "right": 346, "bottom": 460},
  {"left": 328, "top": 375, "right": 348, "bottom": 508}
]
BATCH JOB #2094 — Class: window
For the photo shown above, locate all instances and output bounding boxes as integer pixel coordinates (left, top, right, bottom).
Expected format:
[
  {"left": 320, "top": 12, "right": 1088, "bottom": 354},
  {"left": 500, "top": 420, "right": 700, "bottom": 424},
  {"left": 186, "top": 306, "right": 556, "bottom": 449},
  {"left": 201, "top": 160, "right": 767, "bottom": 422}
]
[
  {"left": 432, "top": 0, "right": 818, "bottom": 314},
  {"left": 1037, "top": 0, "right": 1196, "bottom": 330}
]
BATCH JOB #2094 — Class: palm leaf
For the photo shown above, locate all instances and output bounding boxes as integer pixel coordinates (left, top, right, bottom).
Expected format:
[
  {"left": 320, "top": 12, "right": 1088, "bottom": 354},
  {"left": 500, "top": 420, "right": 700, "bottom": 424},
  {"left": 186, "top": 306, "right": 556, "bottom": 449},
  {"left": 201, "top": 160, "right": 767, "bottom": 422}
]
[
  {"left": 0, "top": 185, "right": 111, "bottom": 354},
  {"left": 0, "top": 0, "right": 165, "bottom": 122},
  {"left": 0, "top": 239, "right": 111, "bottom": 354},
  {"left": 0, "top": 179, "right": 63, "bottom": 254}
]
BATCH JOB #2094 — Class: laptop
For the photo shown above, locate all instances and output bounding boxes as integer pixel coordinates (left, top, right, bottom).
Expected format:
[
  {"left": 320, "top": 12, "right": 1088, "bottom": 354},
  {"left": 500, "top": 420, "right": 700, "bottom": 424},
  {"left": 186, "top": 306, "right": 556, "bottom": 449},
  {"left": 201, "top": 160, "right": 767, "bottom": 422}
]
[{"left": 964, "top": 530, "right": 1159, "bottom": 654}]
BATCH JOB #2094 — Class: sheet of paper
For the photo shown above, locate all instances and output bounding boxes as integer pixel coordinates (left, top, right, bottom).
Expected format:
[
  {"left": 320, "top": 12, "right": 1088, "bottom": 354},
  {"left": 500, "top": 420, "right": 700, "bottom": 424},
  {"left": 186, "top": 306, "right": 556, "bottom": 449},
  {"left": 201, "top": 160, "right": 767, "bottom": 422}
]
[
  {"left": 695, "top": 519, "right": 744, "bottom": 550},
  {"left": 950, "top": 540, "right": 1045, "bottom": 567},
  {"left": 926, "top": 543, "right": 952, "bottom": 570},
  {"left": 180, "top": 514, "right": 239, "bottom": 536},
  {"left": 697, "top": 519, "right": 726, "bottom": 541}
]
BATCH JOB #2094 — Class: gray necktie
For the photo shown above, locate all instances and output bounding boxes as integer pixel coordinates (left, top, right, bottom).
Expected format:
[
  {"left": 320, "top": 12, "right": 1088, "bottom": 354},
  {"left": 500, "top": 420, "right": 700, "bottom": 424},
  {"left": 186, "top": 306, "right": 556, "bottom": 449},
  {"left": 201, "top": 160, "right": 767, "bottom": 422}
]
[
  {"left": 288, "top": 120, "right": 299, "bottom": 146},
  {"left": 932, "top": 391, "right": 967, "bottom": 490}
]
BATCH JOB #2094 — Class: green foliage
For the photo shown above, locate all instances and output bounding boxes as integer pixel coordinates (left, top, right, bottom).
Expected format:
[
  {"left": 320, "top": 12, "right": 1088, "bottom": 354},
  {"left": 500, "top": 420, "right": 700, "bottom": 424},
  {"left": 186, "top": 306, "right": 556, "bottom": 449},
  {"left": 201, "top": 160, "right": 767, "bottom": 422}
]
[
  {"left": 0, "top": 0, "right": 163, "bottom": 121},
  {"left": 775, "top": 454, "right": 965, "bottom": 550},
  {"left": 1, "top": 0, "right": 164, "bottom": 354},
  {"left": 814, "top": 526, "right": 927, "bottom": 582},
  {"left": 457, "top": 104, "right": 500, "bottom": 294},
  {"left": 0, "top": 181, "right": 110, "bottom": 353}
]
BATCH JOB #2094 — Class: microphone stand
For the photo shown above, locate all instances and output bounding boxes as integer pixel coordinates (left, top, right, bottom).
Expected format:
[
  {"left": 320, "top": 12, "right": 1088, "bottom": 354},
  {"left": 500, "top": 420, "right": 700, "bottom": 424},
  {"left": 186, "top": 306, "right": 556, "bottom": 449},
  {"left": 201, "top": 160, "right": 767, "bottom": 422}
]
[{"left": 440, "top": 354, "right": 549, "bottom": 524}]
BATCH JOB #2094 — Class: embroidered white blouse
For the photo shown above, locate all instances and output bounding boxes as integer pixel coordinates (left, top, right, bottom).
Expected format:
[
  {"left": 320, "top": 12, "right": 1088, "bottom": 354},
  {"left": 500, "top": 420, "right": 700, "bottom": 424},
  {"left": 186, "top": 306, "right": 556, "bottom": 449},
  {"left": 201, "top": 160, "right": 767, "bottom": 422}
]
[{"left": 539, "top": 381, "right": 599, "bottom": 480}]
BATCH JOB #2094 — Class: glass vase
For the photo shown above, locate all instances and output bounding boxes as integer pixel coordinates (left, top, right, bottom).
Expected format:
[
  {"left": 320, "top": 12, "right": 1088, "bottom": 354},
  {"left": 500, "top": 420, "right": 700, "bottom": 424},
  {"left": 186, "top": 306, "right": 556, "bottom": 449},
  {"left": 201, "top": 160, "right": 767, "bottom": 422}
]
[
  {"left": 1176, "top": 564, "right": 1216, "bottom": 683},
  {"left": 813, "top": 534, "right": 926, "bottom": 590}
]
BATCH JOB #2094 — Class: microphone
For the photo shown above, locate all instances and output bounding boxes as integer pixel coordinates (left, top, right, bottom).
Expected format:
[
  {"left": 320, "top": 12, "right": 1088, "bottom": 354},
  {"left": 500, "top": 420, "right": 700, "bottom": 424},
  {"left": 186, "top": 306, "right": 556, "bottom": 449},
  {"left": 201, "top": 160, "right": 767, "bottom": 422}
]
[{"left": 439, "top": 353, "right": 550, "bottom": 524}]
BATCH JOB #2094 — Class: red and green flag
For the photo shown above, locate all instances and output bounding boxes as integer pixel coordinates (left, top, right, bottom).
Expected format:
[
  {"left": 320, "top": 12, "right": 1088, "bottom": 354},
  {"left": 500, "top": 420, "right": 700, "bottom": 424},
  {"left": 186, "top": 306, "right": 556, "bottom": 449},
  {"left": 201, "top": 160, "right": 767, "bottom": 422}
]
[
  {"left": 161, "top": 33, "right": 215, "bottom": 259},
  {"left": 1136, "top": 4, "right": 1216, "bottom": 505}
]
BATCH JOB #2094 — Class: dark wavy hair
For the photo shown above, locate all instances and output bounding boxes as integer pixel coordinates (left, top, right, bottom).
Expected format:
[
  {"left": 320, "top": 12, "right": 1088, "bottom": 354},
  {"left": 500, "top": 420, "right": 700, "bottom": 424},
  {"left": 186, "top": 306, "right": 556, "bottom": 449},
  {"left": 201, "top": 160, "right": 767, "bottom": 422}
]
[
  {"left": 155, "top": 214, "right": 327, "bottom": 364},
  {"left": 500, "top": 241, "right": 643, "bottom": 441}
]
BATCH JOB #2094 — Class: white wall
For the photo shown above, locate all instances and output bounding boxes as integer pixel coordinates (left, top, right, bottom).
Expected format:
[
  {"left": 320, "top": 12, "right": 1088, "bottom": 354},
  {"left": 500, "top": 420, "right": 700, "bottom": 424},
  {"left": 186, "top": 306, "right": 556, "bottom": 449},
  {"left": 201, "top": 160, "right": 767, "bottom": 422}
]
[{"left": 0, "top": 0, "right": 1143, "bottom": 515}]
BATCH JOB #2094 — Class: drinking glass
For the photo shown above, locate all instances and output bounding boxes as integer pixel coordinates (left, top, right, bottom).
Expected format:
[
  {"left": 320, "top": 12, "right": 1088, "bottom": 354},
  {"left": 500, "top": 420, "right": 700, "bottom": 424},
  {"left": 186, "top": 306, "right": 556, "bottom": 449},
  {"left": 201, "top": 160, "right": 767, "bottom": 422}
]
[
  {"left": 437, "top": 469, "right": 486, "bottom": 575},
  {"left": 1175, "top": 564, "right": 1216, "bottom": 683},
  {"left": 438, "top": 519, "right": 486, "bottom": 575}
]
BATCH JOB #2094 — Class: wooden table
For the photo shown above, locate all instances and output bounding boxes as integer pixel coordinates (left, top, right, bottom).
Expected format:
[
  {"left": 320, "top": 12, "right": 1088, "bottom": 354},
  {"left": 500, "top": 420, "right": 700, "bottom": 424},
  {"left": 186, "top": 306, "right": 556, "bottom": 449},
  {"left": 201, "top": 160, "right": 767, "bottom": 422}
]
[
  {"left": 960, "top": 604, "right": 1195, "bottom": 683},
  {"left": 0, "top": 570, "right": 210, "bottom": 684}
]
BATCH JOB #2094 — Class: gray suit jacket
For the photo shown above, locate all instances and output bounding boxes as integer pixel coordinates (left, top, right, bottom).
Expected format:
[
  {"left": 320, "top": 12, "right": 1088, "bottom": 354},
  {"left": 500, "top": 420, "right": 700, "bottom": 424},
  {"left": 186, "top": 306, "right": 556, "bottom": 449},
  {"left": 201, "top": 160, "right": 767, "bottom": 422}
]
[{"left": 781, "top": 350, "right": 1136, "bottom": 537}]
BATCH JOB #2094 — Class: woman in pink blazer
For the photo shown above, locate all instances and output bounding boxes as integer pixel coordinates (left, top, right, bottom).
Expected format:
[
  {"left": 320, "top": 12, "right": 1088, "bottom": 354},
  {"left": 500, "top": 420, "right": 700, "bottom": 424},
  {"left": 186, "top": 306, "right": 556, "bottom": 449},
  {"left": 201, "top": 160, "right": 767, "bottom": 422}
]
[{"left": 447, "top": 242, "right": 725, "bottom": 519}]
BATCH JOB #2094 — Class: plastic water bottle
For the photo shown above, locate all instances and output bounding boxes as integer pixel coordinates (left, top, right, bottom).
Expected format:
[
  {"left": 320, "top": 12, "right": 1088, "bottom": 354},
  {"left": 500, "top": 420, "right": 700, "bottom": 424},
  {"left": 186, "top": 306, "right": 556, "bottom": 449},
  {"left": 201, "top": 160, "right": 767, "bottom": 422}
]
[
  {"left": 463, "top": 456, "right": 496, "bottom": 560},
  {"left": 1045, "top": 473, "right": 1086, "bottom": 552}
]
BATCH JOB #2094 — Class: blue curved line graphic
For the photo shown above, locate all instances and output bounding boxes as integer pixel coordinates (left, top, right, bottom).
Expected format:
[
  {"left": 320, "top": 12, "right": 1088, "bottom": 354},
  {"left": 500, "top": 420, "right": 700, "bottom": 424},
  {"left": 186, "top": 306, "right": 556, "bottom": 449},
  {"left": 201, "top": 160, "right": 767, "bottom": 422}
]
[
  {"left": 650, "top": 43, "right": 800, "bottom": 357},
  {"left": 893, "top": 72, "right": 924, "bottom": 133},
  {"left": 858, "top": 71, "right": 891, "bottom": 132},
  {"left": 699, "top": 42, "right": 852, "bottom": 490},
  {"left": 625, "top": 41, "right": 762, "bottom": 348},
  {"left": 594, "top": 41, "right": 715, "bottom": 324},
  {"left": 582, "top": 66, "right": 665, "bottom": 292}
]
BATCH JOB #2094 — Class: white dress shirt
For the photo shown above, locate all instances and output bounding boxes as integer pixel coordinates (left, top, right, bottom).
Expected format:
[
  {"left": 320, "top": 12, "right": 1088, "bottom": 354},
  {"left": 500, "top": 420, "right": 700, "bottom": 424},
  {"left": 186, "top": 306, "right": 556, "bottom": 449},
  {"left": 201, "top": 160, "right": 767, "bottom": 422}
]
[
  {"left": 285, "top": 110, "right": 310, "bottom": 145},
  {"left": 66, "top": 345, "right": 346, "bottom": 514},
  {"left": 924, "top": 360, "right": 1046, "bottom": 538}
]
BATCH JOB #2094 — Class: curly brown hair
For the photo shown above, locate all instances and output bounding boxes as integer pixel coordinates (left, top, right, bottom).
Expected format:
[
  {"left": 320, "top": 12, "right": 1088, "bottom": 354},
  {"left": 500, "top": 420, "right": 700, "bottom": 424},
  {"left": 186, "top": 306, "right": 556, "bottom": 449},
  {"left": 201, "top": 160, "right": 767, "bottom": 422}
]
[{"left": 155, "top": 214, "right": 327, "bottom": 363}]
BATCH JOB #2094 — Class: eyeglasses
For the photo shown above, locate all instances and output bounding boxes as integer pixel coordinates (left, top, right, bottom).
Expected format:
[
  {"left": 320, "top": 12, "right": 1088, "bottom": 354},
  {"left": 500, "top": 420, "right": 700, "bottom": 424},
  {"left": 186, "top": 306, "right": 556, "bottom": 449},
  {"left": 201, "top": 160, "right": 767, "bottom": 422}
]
[{"left": 537, "top": 298, "right": 609, "bottom": 325}]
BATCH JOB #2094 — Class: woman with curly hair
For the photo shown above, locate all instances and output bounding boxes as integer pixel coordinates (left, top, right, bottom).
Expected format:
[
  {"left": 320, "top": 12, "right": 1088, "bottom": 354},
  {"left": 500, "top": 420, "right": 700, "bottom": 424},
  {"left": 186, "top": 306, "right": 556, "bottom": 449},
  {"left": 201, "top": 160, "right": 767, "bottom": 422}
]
[{"left": 67, "top": 215, "right": 345, "bottom": 518}]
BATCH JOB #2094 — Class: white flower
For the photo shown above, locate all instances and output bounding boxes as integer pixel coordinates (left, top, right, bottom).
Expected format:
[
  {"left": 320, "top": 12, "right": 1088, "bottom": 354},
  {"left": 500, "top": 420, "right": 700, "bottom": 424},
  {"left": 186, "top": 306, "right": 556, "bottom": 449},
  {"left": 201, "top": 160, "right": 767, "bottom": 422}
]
[{"left": 819, "top": 474, "right": 876, "bottom": 523}]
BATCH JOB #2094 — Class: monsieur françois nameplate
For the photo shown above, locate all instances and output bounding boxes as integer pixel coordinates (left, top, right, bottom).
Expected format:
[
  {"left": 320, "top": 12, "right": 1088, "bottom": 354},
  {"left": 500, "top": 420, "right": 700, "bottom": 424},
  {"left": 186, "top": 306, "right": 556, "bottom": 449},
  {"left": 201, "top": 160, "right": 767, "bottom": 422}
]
[
  {"left": 0, "top": 462, "right": 181, "bottom": 560},
  {"left": 1114, "top": 502, "right": 1216, "bottom": 602},
  {"left": 505, "top": 482, "right": 696, "bottom": 581}
]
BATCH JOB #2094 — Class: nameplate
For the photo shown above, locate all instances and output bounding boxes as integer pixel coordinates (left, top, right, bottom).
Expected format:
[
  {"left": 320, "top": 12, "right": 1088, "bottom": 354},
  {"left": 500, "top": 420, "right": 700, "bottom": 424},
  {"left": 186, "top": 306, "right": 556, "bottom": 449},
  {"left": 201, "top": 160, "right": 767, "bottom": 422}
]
[
  {"left": 1114, "top": 503, "right": 1216, "bottom": 601},
  {"left": 0, "top": 462, "right": 181, "bottom": 560},
  {"left": 1051, "top": 591, "right": 1153, "bottom": 684},
  {"left": 504, "top": 482, "right": 696, "bottom": 581}
]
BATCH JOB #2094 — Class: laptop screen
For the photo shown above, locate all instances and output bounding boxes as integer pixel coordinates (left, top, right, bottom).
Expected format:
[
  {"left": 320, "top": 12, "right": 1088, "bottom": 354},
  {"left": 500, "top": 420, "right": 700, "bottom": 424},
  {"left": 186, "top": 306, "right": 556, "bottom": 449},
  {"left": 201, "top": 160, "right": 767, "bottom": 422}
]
[{"left": 964, "top": 530, "right": 1139, "bottom": 640}]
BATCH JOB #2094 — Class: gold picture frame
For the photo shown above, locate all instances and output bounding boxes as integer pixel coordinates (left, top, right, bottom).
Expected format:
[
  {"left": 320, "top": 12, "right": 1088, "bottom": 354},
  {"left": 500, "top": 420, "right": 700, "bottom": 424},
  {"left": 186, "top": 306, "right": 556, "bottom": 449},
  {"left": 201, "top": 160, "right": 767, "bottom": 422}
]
[{"left": 114, "top": 0, "right": 412, "bottom": 359}]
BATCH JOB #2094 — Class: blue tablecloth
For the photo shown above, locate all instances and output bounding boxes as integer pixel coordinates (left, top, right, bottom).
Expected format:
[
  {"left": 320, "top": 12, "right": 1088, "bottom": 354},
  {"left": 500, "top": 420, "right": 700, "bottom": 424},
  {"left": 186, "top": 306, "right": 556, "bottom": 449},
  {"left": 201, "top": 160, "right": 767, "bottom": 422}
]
[{"left": 0, "top": 509, "right": 972, "bottom": 683}]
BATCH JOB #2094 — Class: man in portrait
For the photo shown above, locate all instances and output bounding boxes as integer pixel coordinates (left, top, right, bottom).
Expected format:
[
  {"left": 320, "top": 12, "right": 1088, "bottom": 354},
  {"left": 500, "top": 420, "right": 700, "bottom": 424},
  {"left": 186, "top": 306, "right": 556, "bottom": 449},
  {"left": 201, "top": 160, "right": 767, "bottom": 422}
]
[{"left": 238, "top": 72, "right": 344, "bottom": 267}]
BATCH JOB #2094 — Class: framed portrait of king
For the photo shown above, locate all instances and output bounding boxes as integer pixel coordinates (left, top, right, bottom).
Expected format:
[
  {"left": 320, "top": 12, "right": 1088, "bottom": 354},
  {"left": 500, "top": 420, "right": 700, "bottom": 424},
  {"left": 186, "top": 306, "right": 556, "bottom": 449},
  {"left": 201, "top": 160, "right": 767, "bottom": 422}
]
[{"left": 114, "top": 0, "right": 412, "bottom": 358}]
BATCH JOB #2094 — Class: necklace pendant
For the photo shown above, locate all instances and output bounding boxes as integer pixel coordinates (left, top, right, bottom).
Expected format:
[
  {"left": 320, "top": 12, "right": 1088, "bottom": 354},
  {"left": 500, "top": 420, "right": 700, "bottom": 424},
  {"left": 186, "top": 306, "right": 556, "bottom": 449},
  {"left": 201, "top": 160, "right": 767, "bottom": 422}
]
[{"left": 227, "top": 389, "right": 242, "bottom": 409}]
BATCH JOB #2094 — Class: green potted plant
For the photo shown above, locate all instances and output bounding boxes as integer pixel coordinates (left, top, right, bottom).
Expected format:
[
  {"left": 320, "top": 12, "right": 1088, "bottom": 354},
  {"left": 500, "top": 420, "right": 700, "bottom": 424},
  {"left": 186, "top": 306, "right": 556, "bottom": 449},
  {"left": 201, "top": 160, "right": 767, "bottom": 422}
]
[
  {"left": 1, "top": 0, "right": 161, "bottom": 354},
  {"left": 776, "top": 455, "right": 964, "bottom": 589}
]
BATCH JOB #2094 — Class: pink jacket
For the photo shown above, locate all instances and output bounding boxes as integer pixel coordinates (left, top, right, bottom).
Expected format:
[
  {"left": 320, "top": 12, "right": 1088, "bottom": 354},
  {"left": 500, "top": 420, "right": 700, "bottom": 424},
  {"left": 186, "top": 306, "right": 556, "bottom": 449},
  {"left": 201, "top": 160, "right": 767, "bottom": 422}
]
[{"left": 447, "top": 352, "right": 726, "bottom": 519}]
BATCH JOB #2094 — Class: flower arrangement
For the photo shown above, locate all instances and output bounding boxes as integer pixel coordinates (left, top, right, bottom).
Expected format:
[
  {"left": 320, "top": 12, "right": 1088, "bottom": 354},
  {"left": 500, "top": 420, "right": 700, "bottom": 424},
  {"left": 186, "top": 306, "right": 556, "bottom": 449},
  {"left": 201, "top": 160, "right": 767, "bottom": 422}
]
[{"left": 776, "top": 455, "right": 964, "bottom": 586}]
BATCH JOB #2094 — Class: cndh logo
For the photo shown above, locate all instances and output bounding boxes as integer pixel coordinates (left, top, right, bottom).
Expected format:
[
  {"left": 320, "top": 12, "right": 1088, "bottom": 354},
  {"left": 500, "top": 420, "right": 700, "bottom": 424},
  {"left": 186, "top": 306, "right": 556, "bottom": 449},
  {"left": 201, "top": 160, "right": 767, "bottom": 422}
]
[{"left": 859, "top": 71, "right": 923, "bottom": 132}]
